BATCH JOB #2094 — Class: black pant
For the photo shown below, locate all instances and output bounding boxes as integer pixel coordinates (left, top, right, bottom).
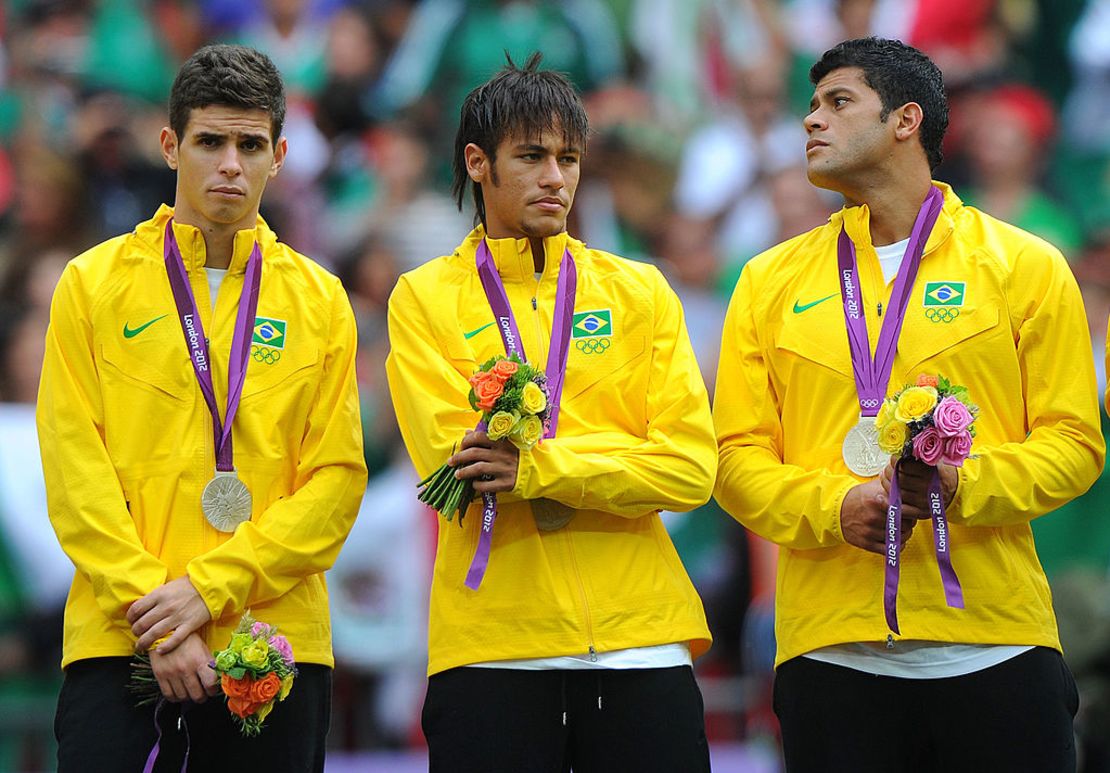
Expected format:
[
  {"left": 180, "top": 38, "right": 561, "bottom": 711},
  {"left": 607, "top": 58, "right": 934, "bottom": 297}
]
[
  {"left": 422, "top": 666, "right": 711, "bottom": 773},
  {"left": 774, "top": 646, "right": 1080, "bottom": 773},
  {"left": 55, "top": 657, "right": 332, "bottom": 773}
]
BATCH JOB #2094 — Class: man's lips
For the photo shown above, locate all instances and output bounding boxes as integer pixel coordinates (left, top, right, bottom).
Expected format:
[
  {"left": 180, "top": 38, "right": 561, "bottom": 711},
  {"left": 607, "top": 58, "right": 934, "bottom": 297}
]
[
  {"left": 531, "top": 197, "right": 565, "bottom": 211},
  {"left": 211, "top": 186, "right": 245, "bottom": 196},
  {"left": 806, "top": 139, "right": 828, "bottom": 153}
]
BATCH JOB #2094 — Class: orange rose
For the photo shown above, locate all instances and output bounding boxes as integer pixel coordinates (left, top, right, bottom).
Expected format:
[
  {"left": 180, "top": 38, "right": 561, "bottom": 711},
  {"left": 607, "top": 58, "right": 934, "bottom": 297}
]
[
  {"left": 249, "top": 672, "right": 282, "bottom": 703},
  {"left": 471, "top": 374, "right": 504, "bottom": 411},
  {"left": 221, "top": 673, "right": 253, "bottom": 699},
  {"left": 489, "top": 359, "right": 519, "bottom": 383},
  {"left": 915, "top": 374, "right": 939, "bottom": 388},
  {"left": 227, "top": 696, "right": 259, "bottom": 718}
]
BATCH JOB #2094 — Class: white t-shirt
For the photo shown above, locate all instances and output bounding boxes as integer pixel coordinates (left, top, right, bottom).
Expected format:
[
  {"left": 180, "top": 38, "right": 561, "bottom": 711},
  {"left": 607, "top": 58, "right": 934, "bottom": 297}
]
[
  {"left": 205, "top": 267, "right": 227, "bottom": 307},
  {"left": 468, "top": 642, "right": 692, "bottom": 671}
]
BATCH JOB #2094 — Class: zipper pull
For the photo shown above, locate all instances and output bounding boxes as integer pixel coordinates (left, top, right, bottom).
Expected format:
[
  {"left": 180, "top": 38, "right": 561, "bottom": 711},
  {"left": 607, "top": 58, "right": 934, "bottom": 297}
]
[
  {"left": 531, "top": 297, "right": 537, "bottom": 310},
  {"left": 886, "top": 634, "right": 895, "bottom": 650},
  {"left": 877, "top": 302, "right": 883, "bottom": 317},
  {"left": 588, "top": 645, "right": 597, "bottom": 663}
]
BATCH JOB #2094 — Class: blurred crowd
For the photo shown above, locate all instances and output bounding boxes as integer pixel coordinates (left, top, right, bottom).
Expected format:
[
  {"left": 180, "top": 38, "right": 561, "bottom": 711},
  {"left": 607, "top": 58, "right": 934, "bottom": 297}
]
[{"left": 0, "top": 0, "right": 1108, "bottom": 770}]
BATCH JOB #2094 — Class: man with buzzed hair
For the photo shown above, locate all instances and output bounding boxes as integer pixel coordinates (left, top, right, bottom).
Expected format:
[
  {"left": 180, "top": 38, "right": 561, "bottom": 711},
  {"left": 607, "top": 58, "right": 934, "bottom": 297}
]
[{"left": 387, "top": 53, "right": 716, "bottom": 772}]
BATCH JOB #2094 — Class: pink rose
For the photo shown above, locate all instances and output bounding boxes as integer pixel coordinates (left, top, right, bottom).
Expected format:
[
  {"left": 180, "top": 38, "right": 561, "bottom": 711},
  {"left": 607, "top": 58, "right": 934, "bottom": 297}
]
[
  {"left": 940, "top": 431, "right": 973, "bottom": 467},
  {"left": 269, "top": 635, "right": 294, "bottom": 665},
  {"left": 912, "top": 426, "right": 944, "bottom": 465},
  {"left": 933, "top": 397, "right": 973, "bottom": 437},
  {"left": 251, "top": 621, "right": 269, "bottom": 637}
]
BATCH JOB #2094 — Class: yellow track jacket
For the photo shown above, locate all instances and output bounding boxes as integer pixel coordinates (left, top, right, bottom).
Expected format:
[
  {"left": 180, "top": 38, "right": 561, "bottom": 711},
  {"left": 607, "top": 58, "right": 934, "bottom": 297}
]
[
  {"left": 714, "top": 183, "right": 1104, "bottom": 667},
  {"left": 38, "top": 205, "right": 367, "bottom": 668},
  {"left": 387, "top": 226, "right": 715, "bottom": 676}
]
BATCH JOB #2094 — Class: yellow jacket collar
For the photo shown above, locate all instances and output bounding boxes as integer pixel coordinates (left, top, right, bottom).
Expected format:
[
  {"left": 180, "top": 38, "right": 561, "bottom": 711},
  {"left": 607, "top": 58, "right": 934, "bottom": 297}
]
[
  {"left": 462, "top": 225, "right": 575, "bottom": 284},
  {"left": 831, "top": 181, "right": 960, "bottom": 257},
  {"left": 142, "top": 204, "right": 279, "bottom": 273}
]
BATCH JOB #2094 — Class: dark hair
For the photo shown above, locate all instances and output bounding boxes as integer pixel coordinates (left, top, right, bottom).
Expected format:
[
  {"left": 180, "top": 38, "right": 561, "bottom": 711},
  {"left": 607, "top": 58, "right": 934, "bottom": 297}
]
[
  {"left": 169, "top": 44, "right": 286, "bottom": 141},
  {"left": 810, "top": 37, "right": 948, "bottom": 170},
  {"left": 451, "top": 52, "right": 590, "bottom": 224}
]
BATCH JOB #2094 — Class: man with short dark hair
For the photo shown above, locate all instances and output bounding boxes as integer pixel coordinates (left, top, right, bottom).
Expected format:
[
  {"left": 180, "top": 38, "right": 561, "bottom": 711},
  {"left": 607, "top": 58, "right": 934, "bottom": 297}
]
[
  {"left": 386, "top": 54, "right": 716, "bottom": 772},
  {"left": 38, "top": 44, "right": 366, "bottom": 771},
  {"left": 714, "top": 37, "right": 1102, "bottom": 772}
]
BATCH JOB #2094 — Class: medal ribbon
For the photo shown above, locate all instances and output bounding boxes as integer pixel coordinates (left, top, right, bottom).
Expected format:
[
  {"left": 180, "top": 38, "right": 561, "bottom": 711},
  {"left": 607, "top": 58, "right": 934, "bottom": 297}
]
[
  {"left": 163, "top": 220, "right": 262, "bottom": 473},
  {"left": 464, "top": 238, "right": 577, "bottom": 590},
  {"left": 837, "top": 185, "right": 943, "bottom": 417},
  {"left": 833, "top": 186, "right": 962, "bottom": 632}
]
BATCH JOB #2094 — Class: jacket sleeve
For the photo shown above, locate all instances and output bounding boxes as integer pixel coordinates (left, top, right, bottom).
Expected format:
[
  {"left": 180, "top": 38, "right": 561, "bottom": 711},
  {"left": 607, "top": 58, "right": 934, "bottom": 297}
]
[
  {"left": 512, "top": 269, "right": 717, "bottom": 516},
  {"left": 713, "top": 267, "right": 857, "bottom": 549},
  {"left": 385, "top": 273, "right": 486, "bottom": 480},
  {"left": 948, "top": 244, "right": 1104, "bottom": 527},
  {"left": 186, "top": 280, "right": 367, "bottom": 620},
  {"left": 37, "top": 264, "right": 170, "bottom": 629}
]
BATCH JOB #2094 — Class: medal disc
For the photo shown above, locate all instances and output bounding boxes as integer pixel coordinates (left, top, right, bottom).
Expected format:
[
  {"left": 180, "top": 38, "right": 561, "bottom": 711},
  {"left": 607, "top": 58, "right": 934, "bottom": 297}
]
[
  {"left": 531, "top": 498, "right": 575, "bottom": 532},
  {"left": 201, "top": 471, "right": 253, "bottom": 532},
  {"left": 842, "top": 416, "right": 887, "bottom": 478}
]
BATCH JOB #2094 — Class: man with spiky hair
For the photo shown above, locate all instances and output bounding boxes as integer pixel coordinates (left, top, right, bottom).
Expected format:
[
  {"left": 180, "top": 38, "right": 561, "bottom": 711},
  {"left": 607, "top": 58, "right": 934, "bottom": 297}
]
[
  {"left": 38, "top": 44, "right": 366, "bottom": 771},
  {"left": 386, "top": 53, "right": 716, "bottom": 772},
  {"left": 715, "top": 37, "right": 1100, "bottom": 771}
]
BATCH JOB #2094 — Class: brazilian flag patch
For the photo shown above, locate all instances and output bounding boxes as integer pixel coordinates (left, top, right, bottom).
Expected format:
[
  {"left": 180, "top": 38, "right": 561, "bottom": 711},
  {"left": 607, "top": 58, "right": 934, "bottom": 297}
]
[
  {"left": 572, "top": 310, "right": 612, "bottom": 339},
  {"left": 923, "top": 282, "right": 965, "bottom": 307},
  {"left": 252, "top": 317, "right": 287, "bottom": 349}
]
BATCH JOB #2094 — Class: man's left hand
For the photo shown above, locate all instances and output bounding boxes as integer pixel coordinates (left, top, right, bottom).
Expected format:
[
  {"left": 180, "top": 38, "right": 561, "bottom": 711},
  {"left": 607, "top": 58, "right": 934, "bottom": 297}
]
[
  {"left": 127, "top": 576, "right": 212, "bottom": 654},
  {"left": 879, "top": 458, "right": 958, "bottom": 519},
  {"left": 448, "top": 430, "right": 520, "bottom": 494}
]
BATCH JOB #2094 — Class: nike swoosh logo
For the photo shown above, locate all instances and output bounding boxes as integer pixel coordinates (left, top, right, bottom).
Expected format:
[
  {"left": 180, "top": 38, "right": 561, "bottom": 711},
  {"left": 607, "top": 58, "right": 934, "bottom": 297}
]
[
  {"left": 792, "top": 294, "right": 838, "bottom": 314},
  {"left": 463, "top": 321, "right": 495, "bottom": 340},
  {"left": 123, "top": 315, "right": 168, "bottom": 338}
]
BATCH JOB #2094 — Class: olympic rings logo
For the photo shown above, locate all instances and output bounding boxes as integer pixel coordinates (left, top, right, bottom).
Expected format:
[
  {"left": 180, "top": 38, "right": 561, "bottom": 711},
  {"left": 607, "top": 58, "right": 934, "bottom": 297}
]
[
  {"left": 574, "top": 337, "right": 611, "bottom": 354},
  {"left": 924, "top": 308, "right": 960, "bottom": 323},
  {"left": 252, "top": 345, "right": 282, "bottom": 364}
]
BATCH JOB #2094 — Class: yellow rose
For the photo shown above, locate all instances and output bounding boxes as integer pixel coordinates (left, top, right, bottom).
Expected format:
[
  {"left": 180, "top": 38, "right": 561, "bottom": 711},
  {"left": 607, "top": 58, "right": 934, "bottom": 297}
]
[
  {"left": 256, "top": 701, "right": 275, "bottom": 723},
  {"left": 279, "top": 675, "right": 294, "bottom": 701},
  {"left": 875, "top": 399, "right": 896, "bottom": 428},
  {"left": 229, "top": 633, "right": 252, "bottom": 654},
  {"left": 486, "top": 410, "right": 518, "bottom": 441},
  {"left": 521, "top": 381, "right": 547, "bottom": 415},
  {"left": 511, "top": 414, "right": 544, "bottom": 449},
  {"left": 241, "top": 640, "right": 269, "bottom": 668},
  {"left": 894, "top": 386, "right": 938, "bottom": 423},
  {"left": 877, "top": 419, "right": 909, "bottom": 455}
]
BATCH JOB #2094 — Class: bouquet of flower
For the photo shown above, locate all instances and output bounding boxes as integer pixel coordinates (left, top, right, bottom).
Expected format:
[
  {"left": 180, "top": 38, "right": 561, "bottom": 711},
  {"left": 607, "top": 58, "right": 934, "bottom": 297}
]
[
  {"left": 211, "top": 613, "right": 297, "bottom": 736},
  {"left": 876, "top": 374, "right": 979, "bottom": 464},
  {"left": 417, "top": 354, "right": 551, "bottom": 523},
  {"left": 127, "top": 613, "right": 296, "bottom": 736}
]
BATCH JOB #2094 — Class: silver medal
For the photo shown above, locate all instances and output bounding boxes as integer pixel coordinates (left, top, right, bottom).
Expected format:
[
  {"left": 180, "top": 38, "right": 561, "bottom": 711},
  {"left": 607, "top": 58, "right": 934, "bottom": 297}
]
[
  {"left": 531, "top": 498, "right": 575, "bottom": 532},
  {"left": 842, "top": 415, "right": 887, "bottom": 478},
  {"left": 201, "top": 470, "right": 253, "bottom": 532}
]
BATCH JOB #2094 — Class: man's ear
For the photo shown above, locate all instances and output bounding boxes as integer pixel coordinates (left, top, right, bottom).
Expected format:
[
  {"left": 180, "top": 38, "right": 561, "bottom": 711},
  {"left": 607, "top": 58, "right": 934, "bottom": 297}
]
[
  {"left": 160, "top": 127, "right": 179, "bottom": 171},
  {"left": 270, "top": 136, "right": 288, "bottom": 178},
  {"left": 893, "top": 102, "right": 924, "bottom": 143},
  {"left": 465, "top": 142, "right": 489, "bottom": 183}
]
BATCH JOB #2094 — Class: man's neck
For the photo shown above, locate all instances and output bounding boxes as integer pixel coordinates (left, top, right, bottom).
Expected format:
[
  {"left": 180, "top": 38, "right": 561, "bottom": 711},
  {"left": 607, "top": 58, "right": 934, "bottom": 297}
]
[
  {"left": 530, "top": 237, "right": 545, "bottom": 274},
  {"left": 844, "top": 173, "right": 934, "bottom": 247},
  {"left": 173, "top": 211, "right": 249, "bottom": 270}
]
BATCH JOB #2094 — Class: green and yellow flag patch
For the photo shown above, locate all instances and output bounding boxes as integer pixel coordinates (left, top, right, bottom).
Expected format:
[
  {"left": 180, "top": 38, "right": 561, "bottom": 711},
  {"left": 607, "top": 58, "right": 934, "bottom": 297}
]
[
  {"left": 572, "top": 310, "right": 612, "bottom": 339},
  {"left": 252, "top": 318, "right": 287, "bottom": 349},
  {"left": 923, "top": 282, "right": 965, "bottom": 307}
]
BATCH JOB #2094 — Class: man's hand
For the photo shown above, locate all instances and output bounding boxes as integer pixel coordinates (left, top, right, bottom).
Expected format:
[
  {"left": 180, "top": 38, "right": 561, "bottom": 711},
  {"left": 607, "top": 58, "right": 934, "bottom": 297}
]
[
  {"left": 840, "top": 479, "right": 918, "bottom": 554},
  {"left": 149, "top": 631, "right": 220, "bottom": 704},
  {"left": 127, "top": 576, "right": 212, "bottom": 654},
  {"left": 448, "top": 430, "right": 520, "bottom": 494},
  {"left": 879, "top": 458, "right": 958, "bottom": 517}
]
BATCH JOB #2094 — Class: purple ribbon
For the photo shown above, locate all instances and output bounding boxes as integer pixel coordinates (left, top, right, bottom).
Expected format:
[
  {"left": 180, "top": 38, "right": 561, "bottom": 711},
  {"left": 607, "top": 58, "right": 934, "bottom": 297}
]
[
  {"left": 464, "top": 239, "right": 577, "bottom": 590},
  {"left": 142, "top": 700, "right": 190, "bottom": 773},
  {"left": 837, "top": 186, "right": 943, "bottom": 416},
  {"left": 885, "top": 463, "right": 965, "bottom": 634},
  {"left": 164, "top": 220, "right": 262, "bottom": 472},
  {"left": 832, "top": 187, "right": 963, "bottom": 631}
]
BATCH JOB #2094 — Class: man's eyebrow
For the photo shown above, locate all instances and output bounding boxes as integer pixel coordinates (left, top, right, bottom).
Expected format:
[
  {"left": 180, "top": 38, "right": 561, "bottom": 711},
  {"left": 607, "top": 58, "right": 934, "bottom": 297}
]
[
  {"left": 512, "top": 143, "right": 582, "bottom": 154},
  {"left": 193, "top": 130, "right": 270, "bottom": 144}
]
